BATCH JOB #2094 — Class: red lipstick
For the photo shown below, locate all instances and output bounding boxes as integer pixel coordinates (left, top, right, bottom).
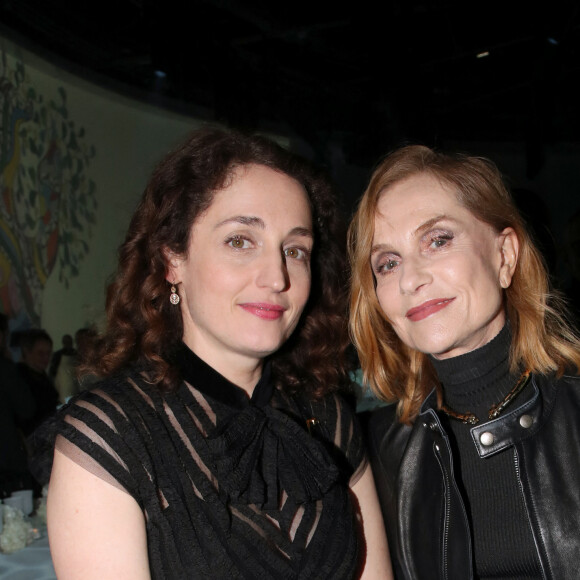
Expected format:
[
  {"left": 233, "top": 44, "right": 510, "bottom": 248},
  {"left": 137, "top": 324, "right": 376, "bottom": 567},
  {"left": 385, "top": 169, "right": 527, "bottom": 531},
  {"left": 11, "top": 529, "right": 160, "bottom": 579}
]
[
  {"left": 240, "top": 303, "right": 285, "bottom": 320},
  {"left": 406, "top": 298, "right": 455, "bottom": 322}
]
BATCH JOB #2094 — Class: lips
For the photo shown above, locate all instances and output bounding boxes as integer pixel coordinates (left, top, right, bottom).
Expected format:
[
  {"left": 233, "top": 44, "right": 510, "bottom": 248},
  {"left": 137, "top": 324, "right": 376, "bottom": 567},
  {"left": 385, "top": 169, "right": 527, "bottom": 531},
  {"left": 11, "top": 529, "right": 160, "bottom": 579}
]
[
  {"left": 406, "top": 297, "right": 455, "bottom": 322},
  {"left": 239, "top": 303, "right": 286, "bottom": 320}
]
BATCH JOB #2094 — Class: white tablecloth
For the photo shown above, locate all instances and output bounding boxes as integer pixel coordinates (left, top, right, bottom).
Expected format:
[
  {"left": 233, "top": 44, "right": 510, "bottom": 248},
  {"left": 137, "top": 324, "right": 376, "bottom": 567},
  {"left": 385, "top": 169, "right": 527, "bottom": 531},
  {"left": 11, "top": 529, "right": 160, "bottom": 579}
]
[{"left": 0, "top": 533, "right": 56, "bottom": 580}]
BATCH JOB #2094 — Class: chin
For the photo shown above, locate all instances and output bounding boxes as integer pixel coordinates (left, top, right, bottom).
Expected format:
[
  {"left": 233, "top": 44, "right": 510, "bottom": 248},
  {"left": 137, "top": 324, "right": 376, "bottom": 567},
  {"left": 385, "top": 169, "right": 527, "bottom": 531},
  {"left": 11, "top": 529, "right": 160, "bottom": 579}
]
[
  {"left": 429, "top": 349, "right": 456, "bottom": 360},
  {"left": 412, "top": 338, "right": 458, "bottom": 359},
  {"left": 243, "top": 337, "right": 285, "bottom": 358}
]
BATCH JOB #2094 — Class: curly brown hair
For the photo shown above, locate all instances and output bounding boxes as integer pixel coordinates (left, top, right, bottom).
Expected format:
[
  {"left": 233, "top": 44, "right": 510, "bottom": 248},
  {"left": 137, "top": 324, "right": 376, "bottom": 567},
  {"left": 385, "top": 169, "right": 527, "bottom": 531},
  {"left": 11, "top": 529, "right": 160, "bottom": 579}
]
[{"left": 83, "top": 127, "right": 352, "bottom": 397}]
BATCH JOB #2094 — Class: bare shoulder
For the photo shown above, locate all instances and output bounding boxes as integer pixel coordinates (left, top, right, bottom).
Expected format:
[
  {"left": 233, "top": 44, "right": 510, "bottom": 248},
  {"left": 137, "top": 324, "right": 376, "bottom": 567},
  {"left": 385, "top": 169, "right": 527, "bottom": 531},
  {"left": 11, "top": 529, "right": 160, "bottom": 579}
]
[{"left": 48, "top": 447, "right": 150, "bottom": 578}]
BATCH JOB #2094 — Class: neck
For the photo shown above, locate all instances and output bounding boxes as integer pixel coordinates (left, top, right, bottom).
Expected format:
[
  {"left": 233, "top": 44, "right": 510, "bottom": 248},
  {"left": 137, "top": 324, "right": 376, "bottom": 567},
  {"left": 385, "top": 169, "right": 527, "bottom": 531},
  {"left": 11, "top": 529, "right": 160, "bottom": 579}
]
[
  {"left": 431, "top": 324, "right": 519, "bottom": 418},
  {"left": 182, "top": 343, "right": 263, "bottom": 397},
  {"left": 225, "top": 363, "right": 263, "bottom": 397}
]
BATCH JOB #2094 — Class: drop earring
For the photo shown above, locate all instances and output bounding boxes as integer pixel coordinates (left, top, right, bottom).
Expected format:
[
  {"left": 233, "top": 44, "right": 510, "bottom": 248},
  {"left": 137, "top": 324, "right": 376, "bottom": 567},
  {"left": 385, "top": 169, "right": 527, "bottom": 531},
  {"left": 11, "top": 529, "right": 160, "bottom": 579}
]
[{"left": 169, "top": 283, "right": 180, "bottom": 305}]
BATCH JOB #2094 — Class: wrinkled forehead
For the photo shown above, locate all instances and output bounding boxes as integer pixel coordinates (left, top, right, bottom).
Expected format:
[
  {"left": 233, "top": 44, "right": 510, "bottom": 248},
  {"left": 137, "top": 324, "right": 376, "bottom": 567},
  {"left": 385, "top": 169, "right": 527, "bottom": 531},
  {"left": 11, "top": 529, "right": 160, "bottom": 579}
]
[{"left": 375, "top": 173, "right": 461, "bottom": 218}]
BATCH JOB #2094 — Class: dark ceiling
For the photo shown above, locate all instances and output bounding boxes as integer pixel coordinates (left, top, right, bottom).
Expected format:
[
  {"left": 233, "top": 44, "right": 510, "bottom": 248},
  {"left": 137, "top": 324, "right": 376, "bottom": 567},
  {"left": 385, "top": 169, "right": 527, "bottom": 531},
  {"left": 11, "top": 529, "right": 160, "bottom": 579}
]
[{"left": 1, "top": 0, "right": 579, "bottom": 168}]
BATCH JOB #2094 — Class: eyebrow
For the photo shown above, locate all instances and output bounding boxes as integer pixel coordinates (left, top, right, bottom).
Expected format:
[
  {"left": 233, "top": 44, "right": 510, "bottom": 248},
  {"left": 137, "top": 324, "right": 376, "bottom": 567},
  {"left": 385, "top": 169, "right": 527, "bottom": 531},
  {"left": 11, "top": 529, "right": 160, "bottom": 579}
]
[
  {"left": 216, "top": 216, "right": 265, "bottom": 229},
  {"left": 216, "top": 216, "right": 313, "bottom": 238},
  {"left": 290, "top": 226, "right": 314, "bottom": 239},
  {"left": 415, "top": 214, "right": 452, "bottom": 236},
  {"left": 370, "top": 213, "right": 455, "bottom": 256}
]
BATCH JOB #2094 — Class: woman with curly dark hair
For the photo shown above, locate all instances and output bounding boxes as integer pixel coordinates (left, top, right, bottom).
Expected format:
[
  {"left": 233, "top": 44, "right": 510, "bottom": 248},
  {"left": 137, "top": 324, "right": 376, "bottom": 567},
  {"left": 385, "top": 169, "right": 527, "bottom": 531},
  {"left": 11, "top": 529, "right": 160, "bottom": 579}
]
[{"left": 47, "top": 128, "right": 391, "bottom": 579}]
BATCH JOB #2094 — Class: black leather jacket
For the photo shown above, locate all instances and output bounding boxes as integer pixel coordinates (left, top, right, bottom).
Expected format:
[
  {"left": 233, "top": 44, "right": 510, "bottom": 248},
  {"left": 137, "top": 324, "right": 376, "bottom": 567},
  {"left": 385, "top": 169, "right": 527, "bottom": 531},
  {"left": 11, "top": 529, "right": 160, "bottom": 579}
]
[{"left": 368, "top": 373, "right": 580, "bottom": 579}]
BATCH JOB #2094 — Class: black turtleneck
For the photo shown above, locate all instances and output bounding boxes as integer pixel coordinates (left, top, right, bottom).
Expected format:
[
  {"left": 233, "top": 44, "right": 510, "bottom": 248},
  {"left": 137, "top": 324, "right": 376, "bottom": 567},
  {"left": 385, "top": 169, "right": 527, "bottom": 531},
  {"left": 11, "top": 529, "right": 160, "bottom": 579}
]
[{"left": 431, "top": 325, "right": 541, "bottom": 580}]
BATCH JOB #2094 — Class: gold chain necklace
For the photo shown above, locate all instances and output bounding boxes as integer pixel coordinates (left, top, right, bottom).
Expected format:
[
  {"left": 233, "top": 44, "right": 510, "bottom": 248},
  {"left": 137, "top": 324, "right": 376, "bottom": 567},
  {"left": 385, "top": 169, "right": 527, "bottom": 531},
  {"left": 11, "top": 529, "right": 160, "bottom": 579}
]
[{"left": 440, "top": 369, "right": 531, "bottom": 425}]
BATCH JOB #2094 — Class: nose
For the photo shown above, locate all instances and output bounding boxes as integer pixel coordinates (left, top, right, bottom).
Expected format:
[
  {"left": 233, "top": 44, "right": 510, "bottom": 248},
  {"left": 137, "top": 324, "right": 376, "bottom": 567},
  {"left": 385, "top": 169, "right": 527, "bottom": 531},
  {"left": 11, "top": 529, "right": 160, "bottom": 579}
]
[
  {"left": 255, "top": 248, "right": 290, "bottom": 292},
  {"left": 399, "top": 255, "right": 432, "bottom": 294}
]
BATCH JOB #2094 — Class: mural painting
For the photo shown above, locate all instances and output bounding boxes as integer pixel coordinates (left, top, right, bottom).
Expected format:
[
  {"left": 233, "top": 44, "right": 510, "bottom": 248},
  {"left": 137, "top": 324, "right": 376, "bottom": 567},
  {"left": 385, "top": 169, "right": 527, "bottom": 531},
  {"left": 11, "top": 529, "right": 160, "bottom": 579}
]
[{"left": 0, "top": 48, "right": 97, "bottom": 330}]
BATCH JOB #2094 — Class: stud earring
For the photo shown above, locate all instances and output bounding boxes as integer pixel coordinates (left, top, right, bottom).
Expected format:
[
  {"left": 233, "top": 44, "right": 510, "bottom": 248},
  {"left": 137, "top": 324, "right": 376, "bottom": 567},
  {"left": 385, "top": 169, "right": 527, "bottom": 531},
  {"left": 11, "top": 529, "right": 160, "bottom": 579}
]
[{"left": 169, "top": 283, "right": 180, "bottom": 305}]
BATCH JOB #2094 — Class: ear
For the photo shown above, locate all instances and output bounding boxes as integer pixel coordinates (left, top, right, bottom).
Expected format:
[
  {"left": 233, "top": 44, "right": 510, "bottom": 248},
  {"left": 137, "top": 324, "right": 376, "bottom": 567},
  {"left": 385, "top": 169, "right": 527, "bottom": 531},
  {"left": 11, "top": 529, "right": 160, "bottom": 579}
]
[
  {"left": 498, "top": 227, "right": 519, "bottom": 289},
  {"left": 163, "top": 248, "right": 182, "bottom": 284}
]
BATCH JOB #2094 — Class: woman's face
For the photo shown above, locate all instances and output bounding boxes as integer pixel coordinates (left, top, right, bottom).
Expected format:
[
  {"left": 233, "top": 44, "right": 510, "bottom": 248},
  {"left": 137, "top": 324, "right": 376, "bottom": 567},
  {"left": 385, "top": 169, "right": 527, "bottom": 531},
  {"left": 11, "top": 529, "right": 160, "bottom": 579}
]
[
  {"left": 371, "top": 173, "right": 518, "bottom": 360},
  {"left": 168, "top": 164, "right": 313, "bottom": 371}
]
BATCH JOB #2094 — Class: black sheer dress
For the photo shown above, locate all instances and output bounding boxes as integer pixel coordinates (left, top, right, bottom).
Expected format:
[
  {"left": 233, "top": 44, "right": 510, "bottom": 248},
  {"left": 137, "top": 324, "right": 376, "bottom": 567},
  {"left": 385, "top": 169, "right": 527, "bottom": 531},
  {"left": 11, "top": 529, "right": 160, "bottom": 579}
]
[{"left": 55, "top": 345, "right": 365, "bottom": 579}]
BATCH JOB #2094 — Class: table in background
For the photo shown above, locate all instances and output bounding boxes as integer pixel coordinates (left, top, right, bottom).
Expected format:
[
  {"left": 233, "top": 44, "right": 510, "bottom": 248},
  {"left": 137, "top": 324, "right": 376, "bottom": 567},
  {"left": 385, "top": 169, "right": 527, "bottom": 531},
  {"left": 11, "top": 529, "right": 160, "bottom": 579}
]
[{"left": 0, "top": 533, "right": 56, "bottom": 580}]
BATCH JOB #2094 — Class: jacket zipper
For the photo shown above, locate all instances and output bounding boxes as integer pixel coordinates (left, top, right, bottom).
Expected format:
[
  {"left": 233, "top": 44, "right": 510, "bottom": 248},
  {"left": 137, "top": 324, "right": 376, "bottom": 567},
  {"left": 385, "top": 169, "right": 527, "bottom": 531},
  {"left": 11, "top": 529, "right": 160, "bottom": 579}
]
[
  {"left": 513, "top": 447, "right": 548, "bottom": 580},
  {"left": 433, "top": 441, "right": 451, "bottom": 580}
]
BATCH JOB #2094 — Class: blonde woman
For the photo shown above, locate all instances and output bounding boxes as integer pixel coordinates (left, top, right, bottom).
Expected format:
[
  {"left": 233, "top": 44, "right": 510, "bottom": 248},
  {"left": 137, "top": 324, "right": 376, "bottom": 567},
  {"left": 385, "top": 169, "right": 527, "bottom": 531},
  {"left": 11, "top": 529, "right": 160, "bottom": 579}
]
[{"left": 349, "top": 145, "right": 580, "bottom": 579}]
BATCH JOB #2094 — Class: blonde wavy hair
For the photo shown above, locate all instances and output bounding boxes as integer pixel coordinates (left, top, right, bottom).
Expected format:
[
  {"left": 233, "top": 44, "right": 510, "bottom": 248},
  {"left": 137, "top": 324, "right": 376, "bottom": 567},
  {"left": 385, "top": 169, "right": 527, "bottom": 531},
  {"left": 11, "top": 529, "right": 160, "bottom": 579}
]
[{"left": 348, "top": 145, "right": 580, "bottom": 424}]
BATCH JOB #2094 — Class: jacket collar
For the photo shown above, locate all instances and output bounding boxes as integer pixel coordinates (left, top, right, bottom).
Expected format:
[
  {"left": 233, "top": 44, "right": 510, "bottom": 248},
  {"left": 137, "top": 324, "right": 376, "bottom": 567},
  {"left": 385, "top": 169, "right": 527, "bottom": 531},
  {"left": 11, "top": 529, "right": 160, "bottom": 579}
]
[{"left": 419, "top": 376, "right": 545, "bottom": 458}]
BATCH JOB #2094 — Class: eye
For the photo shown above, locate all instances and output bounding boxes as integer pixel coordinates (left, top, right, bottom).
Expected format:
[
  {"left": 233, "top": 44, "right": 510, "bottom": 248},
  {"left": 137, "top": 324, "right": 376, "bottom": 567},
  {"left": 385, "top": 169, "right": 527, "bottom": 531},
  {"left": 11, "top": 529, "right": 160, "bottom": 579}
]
[
  {"left": 429, "top": 234, "right": 453, "bottom": 249},
  {"left": 284, "top": 246, "right": 310, "bottom": 260},
  {"left": 227, "top": 235, "right": 251, "bottom": 249},
  {"left": 375, "top": 258, "right": 399, "bottom": 274}
]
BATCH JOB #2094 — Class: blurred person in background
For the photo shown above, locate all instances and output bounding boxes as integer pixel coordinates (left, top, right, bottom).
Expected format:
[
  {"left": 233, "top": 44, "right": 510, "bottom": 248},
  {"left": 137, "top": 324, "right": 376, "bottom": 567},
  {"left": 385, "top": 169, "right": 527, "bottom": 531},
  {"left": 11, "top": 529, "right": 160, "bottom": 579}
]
[
  {"left": 17, "top": 329, "right": 59, "bottom": 436},
  {"left": 0, "top": 313, "right": 36, "bottom": 496},
  {"left": 49, "top": 334, "right": 79, "bottom": 403}
]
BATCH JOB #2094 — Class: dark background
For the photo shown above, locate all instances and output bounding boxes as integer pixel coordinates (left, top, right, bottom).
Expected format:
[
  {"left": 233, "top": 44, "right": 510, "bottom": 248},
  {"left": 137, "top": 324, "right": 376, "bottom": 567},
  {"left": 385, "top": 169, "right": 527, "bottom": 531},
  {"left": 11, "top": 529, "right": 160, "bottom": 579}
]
[
  {"left": 1, "top": 1, "right": 578, "bottom": 167},
  {"left": 1, "top": 0, "right": 579, "bottom": 299}
]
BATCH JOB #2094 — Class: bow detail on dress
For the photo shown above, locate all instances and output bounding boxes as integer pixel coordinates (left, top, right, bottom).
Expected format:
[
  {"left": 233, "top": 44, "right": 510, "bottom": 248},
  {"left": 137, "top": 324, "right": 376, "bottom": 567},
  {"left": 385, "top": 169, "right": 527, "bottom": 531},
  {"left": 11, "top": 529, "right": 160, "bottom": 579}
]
[{"left": 206, "top": 405, "right": 340, "bottom": 509}]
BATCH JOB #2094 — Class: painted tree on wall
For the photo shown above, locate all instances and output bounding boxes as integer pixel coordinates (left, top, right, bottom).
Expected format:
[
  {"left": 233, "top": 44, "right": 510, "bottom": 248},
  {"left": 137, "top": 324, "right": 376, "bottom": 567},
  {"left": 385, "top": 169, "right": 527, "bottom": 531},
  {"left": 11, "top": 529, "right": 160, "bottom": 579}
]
[{"left": 0, "top": 49, "right": 97, "bottom": 329}]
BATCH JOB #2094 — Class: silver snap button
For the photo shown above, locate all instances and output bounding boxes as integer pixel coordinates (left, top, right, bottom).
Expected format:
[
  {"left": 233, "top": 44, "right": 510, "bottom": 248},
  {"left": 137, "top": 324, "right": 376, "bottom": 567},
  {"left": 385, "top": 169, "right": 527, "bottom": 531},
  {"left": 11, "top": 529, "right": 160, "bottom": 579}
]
[
  {"left": 519, "top": 414, "right": 533, "bottom": 429},
  {"left": 480, "top": 431, "right": 494, "bottom": 446}
]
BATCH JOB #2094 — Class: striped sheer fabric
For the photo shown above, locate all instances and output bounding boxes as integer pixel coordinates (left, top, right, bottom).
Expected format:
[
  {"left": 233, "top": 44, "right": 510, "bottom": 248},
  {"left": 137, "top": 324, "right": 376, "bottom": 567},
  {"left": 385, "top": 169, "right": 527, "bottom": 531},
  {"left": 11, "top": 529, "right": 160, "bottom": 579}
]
[{"left": 55, "top": 353, "right": 366, "bottom": 579}]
